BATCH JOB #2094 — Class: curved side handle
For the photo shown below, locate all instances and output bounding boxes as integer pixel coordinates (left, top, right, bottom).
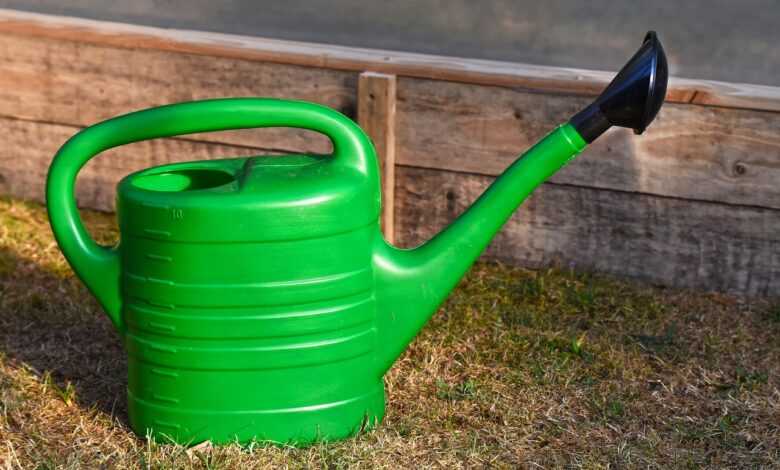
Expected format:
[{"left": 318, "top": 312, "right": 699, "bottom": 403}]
[{"left": 46, "top": 98, "right": 376, "bottom": 333}]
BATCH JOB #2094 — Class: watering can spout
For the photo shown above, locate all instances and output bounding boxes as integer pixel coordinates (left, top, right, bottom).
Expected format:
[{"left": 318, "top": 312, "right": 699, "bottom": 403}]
[
  {"left": 372, "top": 31, "right": 668, "bottom": 375},
  {"left": 570, "top": 31, "right": 668, "bottom": 142}
]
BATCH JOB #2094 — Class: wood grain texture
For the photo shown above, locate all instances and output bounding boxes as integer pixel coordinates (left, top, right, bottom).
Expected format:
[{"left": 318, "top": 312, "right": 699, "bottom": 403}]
[
  {"left": 395, "top": 166, "right": 780, "bottom": 297},
  {"left": 0, "top": 117, "right": 265, "bottom": 211},
  {"left": 0, "top": 31, "right": 356, "bottom": 154},
  {"left": 358, "top": 72, "right": 397, "bottom": 243},
  {"left": 0, "top": 8, "right": 777, "bottom": 113},
  {"left": 397, "top": 78, "right": 780, "bottom": 210}
]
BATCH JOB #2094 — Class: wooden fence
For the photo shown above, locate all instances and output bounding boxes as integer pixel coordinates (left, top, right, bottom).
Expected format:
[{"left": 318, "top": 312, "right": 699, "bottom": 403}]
[{"left": 0, "top": 9, "right": 778, "bottom": 296}]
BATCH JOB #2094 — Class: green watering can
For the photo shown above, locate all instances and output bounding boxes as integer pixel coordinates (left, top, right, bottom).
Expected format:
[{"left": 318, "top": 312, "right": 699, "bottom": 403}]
[{"left": 46, "top": 32, "right": 667, "bottom": 445}]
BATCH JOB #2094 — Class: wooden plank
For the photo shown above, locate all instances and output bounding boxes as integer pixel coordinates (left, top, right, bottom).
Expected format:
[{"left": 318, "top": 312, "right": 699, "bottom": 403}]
[
  {"left": 0, "top": 31, "right": 356, "bottom": 154},
  {"left": 396, "top": 78, "right": 780, "bottom": 210},
  {"left": 0, "top": 9, "right": 777, "bottom": 114},
  {"left": 358, "top": 72, "right": 397, "bottom": 243},
  {"left": 0, "top": 117, "right": 265, "bottom": 212},
  {"left": 2, "top": 27, "right": 776, "bottom": 210},
  {"left": 395, "top": 166, "right": 780, "bottom": 297},
  {"left": 0, "top": 12, "right": 777, "bottom": 209}
]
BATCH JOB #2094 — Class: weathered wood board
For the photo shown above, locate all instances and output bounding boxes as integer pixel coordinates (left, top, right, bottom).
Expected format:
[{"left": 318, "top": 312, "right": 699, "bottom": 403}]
[
  {"left": 4, "top": 28, "right": 777, "bottom": 211},
  {"left": 0, "top": 32, "right": 355, "bottom": 153},
  {"left": 0, "top": 8, "right": 778, "bottom": 113},
  {"left": 397, "top": 78, "right": 780, "bottom": 210},
  {"left": 395, "top": 166, "right": 780, "bottom": 297}
]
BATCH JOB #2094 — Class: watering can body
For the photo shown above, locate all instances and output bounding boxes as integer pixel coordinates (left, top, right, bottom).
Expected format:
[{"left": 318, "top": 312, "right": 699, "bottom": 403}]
[
  {"left": 49, "top": 100, "right": 389, "bottom": 444},
  {"left": 119, "top": 155, "right": 385, "bottom": 443},
  {"left": 46, "top": 33, "right": 668, "bottom": 445}
]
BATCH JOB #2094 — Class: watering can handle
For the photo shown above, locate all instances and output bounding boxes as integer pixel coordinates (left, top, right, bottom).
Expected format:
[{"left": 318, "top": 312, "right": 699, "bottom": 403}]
[{"left": 46, "top": 98, "right": 376, "bottom": 332}]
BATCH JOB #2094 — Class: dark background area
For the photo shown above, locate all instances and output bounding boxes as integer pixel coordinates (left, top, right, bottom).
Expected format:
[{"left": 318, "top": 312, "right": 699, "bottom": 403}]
[{"left": 0, "top": 0, "right": 777, "bottom": 86}]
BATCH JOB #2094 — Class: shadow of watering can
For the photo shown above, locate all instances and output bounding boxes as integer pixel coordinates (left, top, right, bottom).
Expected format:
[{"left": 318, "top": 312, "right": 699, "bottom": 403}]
[{"left": 46, "top": 32, "right": 667, "bottom": 445}]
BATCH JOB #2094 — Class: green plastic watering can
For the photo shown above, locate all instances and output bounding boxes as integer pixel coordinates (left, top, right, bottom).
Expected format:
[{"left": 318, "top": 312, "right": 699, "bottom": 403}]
[{"left": 46, "top": 32, "right": 667, "bottom": 445}]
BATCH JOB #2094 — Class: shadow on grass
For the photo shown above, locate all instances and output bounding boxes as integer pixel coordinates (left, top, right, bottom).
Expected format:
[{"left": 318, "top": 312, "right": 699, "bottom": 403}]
[{"left": 0, "top": 245, "right": 128, "bottom": 422}]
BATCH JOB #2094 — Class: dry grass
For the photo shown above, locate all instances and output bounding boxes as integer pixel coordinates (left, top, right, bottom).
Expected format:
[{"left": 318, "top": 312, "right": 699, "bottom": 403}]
[{"left": 0, "top": 196, "right": 778, "bottom": 469}]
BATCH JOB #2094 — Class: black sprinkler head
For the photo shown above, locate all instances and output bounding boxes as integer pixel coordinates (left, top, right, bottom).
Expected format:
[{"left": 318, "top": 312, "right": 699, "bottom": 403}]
[{"left": 570, "top": 31, "right": 668, "bottom": 143}]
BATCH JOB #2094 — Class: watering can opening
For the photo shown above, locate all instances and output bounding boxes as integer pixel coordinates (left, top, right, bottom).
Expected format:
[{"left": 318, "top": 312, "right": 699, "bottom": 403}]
[{"left": 132, "top": 167, "right": 236, "bottom": 192}]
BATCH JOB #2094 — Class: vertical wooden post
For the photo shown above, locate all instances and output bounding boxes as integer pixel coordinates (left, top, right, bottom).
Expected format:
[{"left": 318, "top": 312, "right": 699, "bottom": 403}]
[{"left": 357, "top": 72, "right": 397, "bottom": 244}]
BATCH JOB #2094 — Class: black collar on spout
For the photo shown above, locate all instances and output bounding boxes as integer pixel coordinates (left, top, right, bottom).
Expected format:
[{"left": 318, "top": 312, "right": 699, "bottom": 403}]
[{"left": 570, "top": 31, "right": 668, "bottom": 143}]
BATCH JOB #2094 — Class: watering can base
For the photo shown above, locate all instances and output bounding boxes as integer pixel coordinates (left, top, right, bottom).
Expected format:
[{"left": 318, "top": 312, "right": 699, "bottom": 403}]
[{"left": 128, "top": 382, "right": 386, "bottom": 446}]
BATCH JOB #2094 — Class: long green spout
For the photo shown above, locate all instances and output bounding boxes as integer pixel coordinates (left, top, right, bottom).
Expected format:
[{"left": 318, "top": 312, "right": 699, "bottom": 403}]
[
  {"left": 373, "top": 30, "right": 668, "bottom": 375},
  {"left": 372, "top": 124, "right": 586, "bottom": 374}
]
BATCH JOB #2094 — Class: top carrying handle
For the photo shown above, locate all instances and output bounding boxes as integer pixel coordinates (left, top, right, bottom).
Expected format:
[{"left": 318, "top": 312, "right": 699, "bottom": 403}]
[{"left": 46, "top": 98, "right": 376, "bottom": 332}]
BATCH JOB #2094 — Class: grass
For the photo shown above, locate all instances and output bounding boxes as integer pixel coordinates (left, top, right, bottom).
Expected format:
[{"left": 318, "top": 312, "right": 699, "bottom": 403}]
[{"left": 0, "top": 196, "right": 778, "bottom": 468}]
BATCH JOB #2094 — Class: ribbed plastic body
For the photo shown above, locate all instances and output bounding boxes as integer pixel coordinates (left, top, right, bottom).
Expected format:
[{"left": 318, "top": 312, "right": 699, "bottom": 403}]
[{"left": 116, "top": 155, "right": 383, "bottom": 444}]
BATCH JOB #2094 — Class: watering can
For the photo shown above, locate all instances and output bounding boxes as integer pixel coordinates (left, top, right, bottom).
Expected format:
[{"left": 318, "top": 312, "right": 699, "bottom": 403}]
[{"left": 46, "top": 32, "right": 667, "bottom": 445}]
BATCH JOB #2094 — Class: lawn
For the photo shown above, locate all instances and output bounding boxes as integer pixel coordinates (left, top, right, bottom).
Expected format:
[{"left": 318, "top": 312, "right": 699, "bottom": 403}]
[{"left": 0, "top": 197, "right": 778, "bottom": 468}]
